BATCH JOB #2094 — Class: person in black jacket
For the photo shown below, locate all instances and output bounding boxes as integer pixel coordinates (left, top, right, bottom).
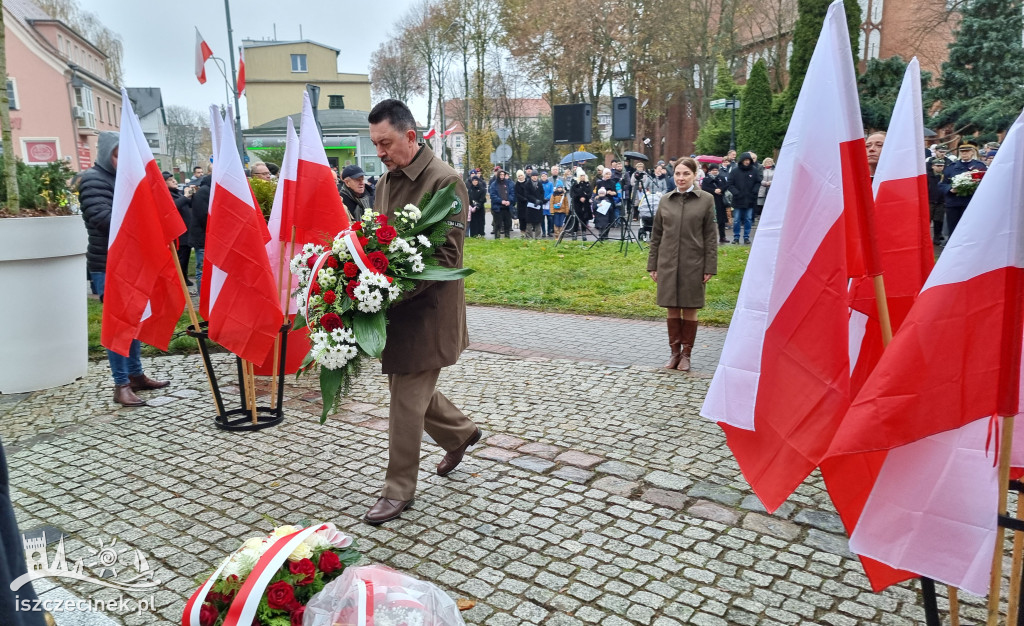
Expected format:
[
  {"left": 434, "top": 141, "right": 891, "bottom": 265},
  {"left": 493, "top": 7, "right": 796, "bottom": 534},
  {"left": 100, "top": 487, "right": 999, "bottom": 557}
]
[
  {"left": 164, "top": 172, "right": 193, "bottom": 286},
  {"left": 467, "top": 175, "right": 487, "bottom": 237},
  {"left": 926, "top": 158, "right": 947, "bottom": 244},
  {"left": 189, "top": 168, "right": 212, "bottom": 291},
  {"left": 79, "top": 131, "right": 169, "bottom": 407},
  {"left": 0, "top": 439, "right": 48, "bottom": 626},
  {"left": 488, "top": 170, "right": 515, "bottom": 238},
  {"left": 514, "top": 170, "right": 531, "bottom": 237},
  {"left": 524, "top": 172, "right": 545, "bottom": 238},
  {"left": 570, "top": 171, "right": 593, "bottom": 240},
  {"left": 938, "top": 143, "right": 987, "bottom": 237},
  {"left": 701, "top": 164, "right": 729, "bottom": 243},
  {"left": 727, "top": 152, "right": 761, "bottom": 244}
]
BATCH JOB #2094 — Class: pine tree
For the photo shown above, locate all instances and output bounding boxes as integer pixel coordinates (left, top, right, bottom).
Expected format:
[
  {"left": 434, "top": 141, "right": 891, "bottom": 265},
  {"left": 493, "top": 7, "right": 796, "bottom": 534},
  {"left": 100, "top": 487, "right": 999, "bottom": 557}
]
[
  {"left": 737, "top": 60, "right": 776, "bottom": 158},
  {"left": 694, "top": 57, "right": 740, "bottom": 156},
  {"left": 931, "top": 0, "right": 1024, "bottom": 134},
  {"left": 858, "top": 56, "right": 932, "bottom": 132}
]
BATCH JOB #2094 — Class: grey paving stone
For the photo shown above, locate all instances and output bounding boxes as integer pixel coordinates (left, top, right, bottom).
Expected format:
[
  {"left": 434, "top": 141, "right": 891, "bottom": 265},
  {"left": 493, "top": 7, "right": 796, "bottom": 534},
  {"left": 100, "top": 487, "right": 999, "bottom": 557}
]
[
  {"left": 641, "top": 488, "right": 688, "bottom": 510},
  {"left": 550, "top": 467, "right": 594, "bottom": 484},
  {"left": 739, "top": 495, "right": 796, "bottom": 518},
  {"left": 793, "top": 509, "right": 845, "bottom": 533},
  {"left": 591, "top": 477, "right": 640, "bottom": 497},
  {"left": 686, "top": 500, "right": 739, "bottom": 525},
  {"left": 554, "top": 450, "right": 604, "bottom": 468},
  {"left": 509, "top": 456, "right": 555, "bottom": 473},
  {"left": 644, "top": 470, "right": 693, "bottom": 492},
  {"left": 595, "top": 461, "right": 646, "bottom": 480},
  {"left": 476, "top": 446, "right": 522, "bottom": 462},
  {"left": 805, "top": 529, "right": 855, "bottom": 558},
  {"left": 517, "top": 442, "right": 562, "bottom": 459},
  {"left": 743, "top": 513, "right": 802, "bottom": 541}
]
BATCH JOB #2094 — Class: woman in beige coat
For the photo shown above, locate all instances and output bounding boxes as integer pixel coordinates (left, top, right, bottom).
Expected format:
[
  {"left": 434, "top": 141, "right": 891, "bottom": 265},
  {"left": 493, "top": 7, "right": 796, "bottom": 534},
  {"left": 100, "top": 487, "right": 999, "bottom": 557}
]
[{"left": 647, "top": 158, "right": 718, "bottom": 371}]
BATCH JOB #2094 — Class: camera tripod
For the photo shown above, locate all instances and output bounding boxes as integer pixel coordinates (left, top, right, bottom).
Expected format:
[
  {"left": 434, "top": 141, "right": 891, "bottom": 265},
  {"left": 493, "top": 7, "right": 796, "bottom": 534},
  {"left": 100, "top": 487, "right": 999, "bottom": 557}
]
[
  {"left": 556, "top": 202, "right": 598, "bottom": 245},
  {"left": 589, "top": 185, "right": 644, "bottom": 256}
]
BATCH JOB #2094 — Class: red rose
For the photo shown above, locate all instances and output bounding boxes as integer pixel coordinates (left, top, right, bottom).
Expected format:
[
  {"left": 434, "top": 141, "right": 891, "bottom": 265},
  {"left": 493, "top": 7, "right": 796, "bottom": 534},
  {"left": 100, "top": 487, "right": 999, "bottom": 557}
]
[
  {"left": 199, "top": 603, "right": 219, "bottom": 626},
  {"left": 306, "top": 256, "right": 317, "bottom": 269},
  {"left": 323, "top": 290, "right": 337, "bottom": 304},
  {"left": 352, "top": 221, "right": 363, "bottom": 232},
  {"left": 326, "top": 256, "right": 339, "bottom": 269},
  {"left": 375, "top": 214, "right": 390, "bottom": 226},
  {"left": 972, "top": 171, "right": 985, "bottom": 180},
  {"left": 318, "top": 549, "right": 342, "bottom": 574},
  {"left": 345, "top": 280, "right": 359, "bottom": 300},
  {"left": 343, "top": 262, "right": 359, "bottom": 279},
  {"left": 367, "top": 251, "right": 390, "bottom": 274},
  {"left": 289, "top": 558, "right": 316, "bottom": 586},
  {"left": 358, "top": 236, "right": 370, "bottom": 248},
  {"left": 266, "top": 581, "right": 296, "bottom": 610},
  {"left": 291, "top": 606, "right": 306, "bottom": 626},
  {"left": 376, "top": 225, "right": 398, "bottom": 246},
  {"left": 320, "top": 313, "right": 343, "bottom": 332},
  {"left": 311, "top": 282, "right": 322, "bottom": 295}
]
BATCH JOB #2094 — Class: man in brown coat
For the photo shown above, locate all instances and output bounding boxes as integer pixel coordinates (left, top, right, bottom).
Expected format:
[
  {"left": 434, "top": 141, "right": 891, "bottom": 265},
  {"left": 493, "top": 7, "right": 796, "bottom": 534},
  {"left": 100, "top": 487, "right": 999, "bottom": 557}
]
[{"left": 363, "top": 99, "right": 481, "bottom": 525}]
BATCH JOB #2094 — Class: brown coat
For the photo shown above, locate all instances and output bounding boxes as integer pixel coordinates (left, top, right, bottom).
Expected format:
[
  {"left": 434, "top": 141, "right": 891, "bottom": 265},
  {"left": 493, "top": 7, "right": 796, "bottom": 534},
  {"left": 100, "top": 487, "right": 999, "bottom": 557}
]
[
  {"left": 646, "top": 187, "right": 718, "bottom": 308},
  {"left": 374, "top": 144, "right": 470, "bottom": 374}
]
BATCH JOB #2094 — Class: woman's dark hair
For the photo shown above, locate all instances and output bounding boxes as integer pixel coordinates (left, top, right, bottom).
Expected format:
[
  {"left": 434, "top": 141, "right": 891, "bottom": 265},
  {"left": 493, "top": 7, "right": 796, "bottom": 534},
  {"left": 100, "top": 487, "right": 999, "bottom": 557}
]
[
  {"left": 675, "top": 157, "right": 698, "bottom": 174},
  {"left": 368, "top": 99, "right": 416, "bottom": 132}
]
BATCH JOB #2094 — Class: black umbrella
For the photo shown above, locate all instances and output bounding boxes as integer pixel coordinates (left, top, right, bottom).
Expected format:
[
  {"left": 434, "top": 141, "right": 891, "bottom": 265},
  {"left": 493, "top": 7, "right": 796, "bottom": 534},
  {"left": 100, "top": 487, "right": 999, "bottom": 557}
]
[{"left": 622, "top": 151, "right": 649, "bottom": 161}]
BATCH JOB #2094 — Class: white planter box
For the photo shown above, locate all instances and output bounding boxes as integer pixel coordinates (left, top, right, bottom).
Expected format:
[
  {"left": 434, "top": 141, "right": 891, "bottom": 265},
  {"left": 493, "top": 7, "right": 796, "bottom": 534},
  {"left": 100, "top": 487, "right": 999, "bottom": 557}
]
[{"left": 0, "top": 215, "right": 88, "bottom": 393}]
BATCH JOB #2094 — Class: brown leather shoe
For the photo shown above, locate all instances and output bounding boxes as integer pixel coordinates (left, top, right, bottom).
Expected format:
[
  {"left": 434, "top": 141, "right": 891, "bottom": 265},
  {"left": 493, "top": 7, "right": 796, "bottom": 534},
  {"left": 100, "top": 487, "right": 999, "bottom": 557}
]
[
  {"left": 114, "top": 384, "right": 146, "bottom": 407},
  {"left": 437, "top": 428, "right": 482, "bottom": 477},
  {"left": 129, "top": 374, "right": 169, "bottom": 391},
  {"left": 362, "top": 497, "right": 414, "bottom": 525}
]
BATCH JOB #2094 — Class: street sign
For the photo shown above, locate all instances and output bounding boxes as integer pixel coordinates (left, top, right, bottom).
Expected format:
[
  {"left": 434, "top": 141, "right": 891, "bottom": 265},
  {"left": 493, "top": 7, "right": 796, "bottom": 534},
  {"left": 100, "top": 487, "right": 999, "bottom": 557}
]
[
  {"left": 490, "top": 151, "right": 498, "bottom": 164},
  {"left": 710, "top": 99, "right": 741, "bottom": 110},
  {"left": 495, "top": 144, "right": 512, "bottom": 161},
  {"left": 496, "top": 127, "right": 511, "bottom": 142}
]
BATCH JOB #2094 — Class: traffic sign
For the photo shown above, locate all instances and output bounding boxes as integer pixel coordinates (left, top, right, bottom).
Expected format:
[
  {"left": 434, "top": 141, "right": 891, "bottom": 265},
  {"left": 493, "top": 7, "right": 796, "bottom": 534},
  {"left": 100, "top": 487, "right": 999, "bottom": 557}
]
[
  {"left": 495, "top": 144, "right": 512, "bottom": 161},
  {"left": 710, "top": 99, "right": 741, "bottom": 110},
  {"left": 496, "top": 127, "right": 511, "bottom": 142}
]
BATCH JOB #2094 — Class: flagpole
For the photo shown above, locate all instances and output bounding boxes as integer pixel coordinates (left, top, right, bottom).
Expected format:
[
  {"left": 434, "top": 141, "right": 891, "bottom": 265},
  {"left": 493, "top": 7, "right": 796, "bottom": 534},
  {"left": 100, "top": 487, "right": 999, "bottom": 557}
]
[
  {"left": 170, "top": 243, "right": 219, "bottom": 411},
  {"left": 1007, "top": 500, "right": 1024, "bottom": 625},
  {"left": 223, "top": 0, "right": 244, "bottom": 160},
  {"left": 988, "top": 415, "right": 1015, "bottom": 626},
  {"left": 269, "top": 226, "right": 298, "bottom": 409}
]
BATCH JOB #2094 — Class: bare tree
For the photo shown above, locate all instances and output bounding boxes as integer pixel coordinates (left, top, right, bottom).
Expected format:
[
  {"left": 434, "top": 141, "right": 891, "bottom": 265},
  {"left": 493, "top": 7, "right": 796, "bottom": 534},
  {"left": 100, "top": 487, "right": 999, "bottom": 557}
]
[
  {"left": 165, "top": 106, "right": 206, "bottom": 171},
  {"left": 369, "top": 38, "right": 425, "bottom": 104},
  {"left": 35, "top": 0, "right": 125, "bottom": 85},
  {"left": 0, "top": 3, "right": 18, "bottom": 211},
  {"left": 398, "top": 0, "right": 449, "bottom": 125}
]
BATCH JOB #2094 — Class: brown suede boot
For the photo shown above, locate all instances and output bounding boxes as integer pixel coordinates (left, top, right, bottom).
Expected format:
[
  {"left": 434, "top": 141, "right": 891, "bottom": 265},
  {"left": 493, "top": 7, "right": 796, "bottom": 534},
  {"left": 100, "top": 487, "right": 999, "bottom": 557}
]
[
  {"left": 114, "top": 384, "right": 146, "bottom": 407},
  {"left": 677, "top": 320, "right": 698, "bottom": 371},
  {"left": 665, "top": 318, "right": 683, "bottom": 369}
]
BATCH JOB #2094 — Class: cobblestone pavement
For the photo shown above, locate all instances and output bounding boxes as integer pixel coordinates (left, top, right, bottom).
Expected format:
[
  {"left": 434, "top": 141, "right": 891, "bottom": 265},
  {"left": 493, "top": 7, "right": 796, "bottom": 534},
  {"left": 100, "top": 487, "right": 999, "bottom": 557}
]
[{"left": 0, "top": 307, "right": 996, "bottom": 625}]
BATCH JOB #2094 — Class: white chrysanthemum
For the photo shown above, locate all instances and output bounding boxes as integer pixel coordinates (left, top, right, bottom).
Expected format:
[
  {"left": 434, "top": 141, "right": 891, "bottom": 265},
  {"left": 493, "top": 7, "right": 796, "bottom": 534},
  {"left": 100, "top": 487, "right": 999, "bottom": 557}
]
[
  {"left": 344, "top": 345, "right": 359, "bottom": 359},
  {"left": 416, "top": 234, "right": 432, "bottom": 248},
  {"left": 411, "top": 260, "right": 425, "bottom": 273},
  {"left": 330, "top": 328, "right": 346, "bottom": 342},
  {"left": 402, "top": 204, "right": 421, "bottom": 220},
  {"left": 311, "top": 331, "right": 330, "bottom": 345},
  {"left": 409, "top": 252, "right": 423, "bottom": 263},
  {"left": 318, "top": 275, "right": 336, "bottom": 290},
  {"left": 368, "top": 291, "right": 383, "bottom": 305},
  {"left": 302, "top": 243, "right": 317, "bottom": 254},
  {"left": 357, "top": 299, "right": 382, "bottom": 313},
  {"left": 388, "top": 285, "right": 401, "bottom": 301},
  {"left": 353, "top": 283, "right": 371, "bottom": 300}
]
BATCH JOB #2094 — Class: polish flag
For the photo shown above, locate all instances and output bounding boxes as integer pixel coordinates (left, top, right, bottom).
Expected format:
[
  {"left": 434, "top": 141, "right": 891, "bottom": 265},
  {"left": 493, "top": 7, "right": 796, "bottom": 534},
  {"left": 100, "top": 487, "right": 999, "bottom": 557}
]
[
  {"left": 199, "top": 106, "right": 223, "bottom": 320},
  {"left": 700, "top": 0, "right": 877, "bottom": 512},
  {"left": 818, "top": 58, "right": 934, "bottom": 591},
  {"left": 202, "top": 106, "right": 283, "bottom": 363},
  {"left": 237, "top": 47, "right": 246, "bottom": 96},
  {"left": 443, "top": 123, "right": 459, "bottom": 137},
  {"left": 423, "top": 127, "right": 436, "bottom": 140},
  {"left": 825, "top": 108, "right": 1024, "bottom": 595},
  {"left": 195, "top": 28, "right": 213, "bottom": 85},
  {"left": 102, "top": 90, "right": 187, "bottom": 357}
]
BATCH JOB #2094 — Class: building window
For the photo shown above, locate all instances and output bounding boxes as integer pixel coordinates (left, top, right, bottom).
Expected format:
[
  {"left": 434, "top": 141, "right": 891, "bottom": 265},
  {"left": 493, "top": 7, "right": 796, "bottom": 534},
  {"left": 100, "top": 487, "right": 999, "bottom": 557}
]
[
  {"left": 870, "top": 0, "right": 884, "bottom": 24},
  {"left": 291, "top": 54, "right": 307, "bottom": 72},
  {"left": 328, "top": 95, "right": 345, "bottom": 109},
  {"left": 867, "top": 29, "right": 881, "bottom": 60},
  {"left": 74, "top": 85, "right": 95, "bottom": 129},
  {"left": 107, "top": 101, "right": 112, "bottom": 124},
  {"left": 6, "top": 79, "right": 17, "bottom": 111},
  {"left": 96, "top": 96, "right": 103, "bottom": 122}
]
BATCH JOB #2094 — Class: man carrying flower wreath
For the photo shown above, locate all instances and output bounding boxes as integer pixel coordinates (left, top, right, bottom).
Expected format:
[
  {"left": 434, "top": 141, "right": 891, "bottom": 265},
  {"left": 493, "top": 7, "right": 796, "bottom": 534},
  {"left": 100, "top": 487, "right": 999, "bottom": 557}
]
[
  {"left": 362, "top": 99, "right": 481, "bottom": 525},
  {"left": 938, "top": 142, "right": 987, "bottom": 237}
]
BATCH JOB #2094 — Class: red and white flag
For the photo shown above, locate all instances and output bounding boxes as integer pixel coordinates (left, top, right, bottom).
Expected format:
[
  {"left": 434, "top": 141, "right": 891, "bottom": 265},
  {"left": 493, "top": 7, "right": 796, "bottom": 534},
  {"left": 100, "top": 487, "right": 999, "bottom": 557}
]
[
  {"left": 265, "top": 115, "right": 300, "bottom": 313},
  {"left": 195, "top": 28, "right": 213, "bottom": 85},
  {"left": 423, "top": 127, "right": 436, "bottom": 140},
  {"left": 236, "top": 47, "right": 246, "bottom": 96},
  {"left": 443, "top": 123, "right": 458, "bottom": 137},
  {"left": 101, "top": 89, "right": 187, "bottom": 357},
  {"left": 826, "top": 108, "right": 1024, "bottom": 595},
  {"left": 818, "top": 57, "right": 934, "bottom": 591},
  {"left": 700, "top": 0, "right": 876, "bottom": 512},
  {"left": 202, "top": 106, "right": 283, "bottom": 363}
]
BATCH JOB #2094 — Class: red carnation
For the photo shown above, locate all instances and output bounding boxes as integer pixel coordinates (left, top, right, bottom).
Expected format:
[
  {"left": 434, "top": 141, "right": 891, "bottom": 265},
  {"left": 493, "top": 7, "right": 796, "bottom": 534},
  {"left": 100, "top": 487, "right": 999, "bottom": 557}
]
[
  {"left": 326, "top": 256, "right": 339, "bottom": 269},
  {"left": 359, "top": 236, "right": 370, "bottom": 247},
  {"left": 375, "top": 214, "right": 390, "bottom": 226},
  {"left": 352, "top": 221, "right": 363, "bottom": 232},
  {"left": 311, "top": 282, "right": 322, "bottom": 296},
  {"left": 290, "top": 606, "right": 306, "bottom": 626},
  {"left": 376, "top": 225, "right": 398, "bottom": 246},
  {"left": 199, "top": 603, "right": 219, "bottom": 626},
  {"left": 318, "top": 549, "right": 342, "bottom": 574},
  {"left": 266, "top": 581, "right": 296, "bottom": 611},
  {"left": 320, "top": 313, "right": 343, "bottom": 332},
  {"left": 323, "top": 290, "right": 337, "bottom": 304},
  {"left": 971, "top": 171, "right": 985, "bottom": 180},
  {"left": 289, "top": 558, "right": 316, "bottom": 586},
  {"left": 345, "top": 280, "right": 359, "bottom": 300},
  {"left": 306, "top": 256, "right": 317, "bottom": 269},
  {"left": 386, "top": 276, "right": 394, "bottom": 284},
  {"left": 343, "top": 262, "right": 359, "bottom": 279},
  {"left": 367, "top": 251, "right": 390, "bottom": 274}
]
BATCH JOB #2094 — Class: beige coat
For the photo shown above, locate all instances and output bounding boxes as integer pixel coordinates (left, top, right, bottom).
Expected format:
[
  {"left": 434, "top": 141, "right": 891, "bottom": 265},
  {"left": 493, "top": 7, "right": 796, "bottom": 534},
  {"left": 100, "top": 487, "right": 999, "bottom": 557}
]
[
  {"left": 374, "top": 145, "right": 470, "bottom": 374},
  {"left": 646, "top": 187, "right": 718, "bottom": 308}
]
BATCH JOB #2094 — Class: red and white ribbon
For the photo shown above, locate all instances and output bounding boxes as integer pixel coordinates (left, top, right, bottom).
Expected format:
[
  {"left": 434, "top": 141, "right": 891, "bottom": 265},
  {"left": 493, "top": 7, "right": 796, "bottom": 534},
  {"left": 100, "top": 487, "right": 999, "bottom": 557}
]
[
  {"left": 340, "top": 230, "right": 380, "bottom": 275},
  {"left": 303, "top": 251, "right": 334, "bottom": 314},
  {"left": 182, "top": 542, "right": 255, "bottom": 626}
]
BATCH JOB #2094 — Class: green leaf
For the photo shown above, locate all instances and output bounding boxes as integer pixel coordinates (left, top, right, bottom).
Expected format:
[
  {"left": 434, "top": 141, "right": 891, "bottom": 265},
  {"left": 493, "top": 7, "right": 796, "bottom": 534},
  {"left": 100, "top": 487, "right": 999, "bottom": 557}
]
[
  {"left": 352, "top": 311, "right": 386, "bottom": 359},
  {"left": 337, "top": 547, "right": 362, "bottom": 566},
  {"left": 292, "top": 313, "right": 307, "bottom": 331},
  {"left": 396, "top": 266, "right": 475, "bottom": 281},
  {"left": 406, "top": 183, "right": 459, "bottom": 236},
  {"left": 319, "top": 367, "right": 345, "bottom": 423}
]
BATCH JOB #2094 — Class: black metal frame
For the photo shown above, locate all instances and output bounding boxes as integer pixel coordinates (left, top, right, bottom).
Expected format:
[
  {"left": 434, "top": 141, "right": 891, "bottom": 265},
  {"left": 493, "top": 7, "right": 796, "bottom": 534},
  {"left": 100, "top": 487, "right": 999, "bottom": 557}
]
[{"left": 185, "top": 321, "right": 289, "bottom": 431}]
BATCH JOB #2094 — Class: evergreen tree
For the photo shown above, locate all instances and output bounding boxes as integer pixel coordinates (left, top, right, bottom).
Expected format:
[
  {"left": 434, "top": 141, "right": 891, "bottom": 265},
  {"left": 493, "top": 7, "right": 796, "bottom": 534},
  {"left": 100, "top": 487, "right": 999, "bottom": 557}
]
[
  {"left": 737, "top": 60, "right": 775, "bottom": 158},
  {"left": 930, "top": 0, "right": 1024, "bottom": 134},
  {"left": 858, "top": 56, "right": 932, "bottom": 132},
  {"left": 694, "top": 57, "right": 740, "bottom": 156}
]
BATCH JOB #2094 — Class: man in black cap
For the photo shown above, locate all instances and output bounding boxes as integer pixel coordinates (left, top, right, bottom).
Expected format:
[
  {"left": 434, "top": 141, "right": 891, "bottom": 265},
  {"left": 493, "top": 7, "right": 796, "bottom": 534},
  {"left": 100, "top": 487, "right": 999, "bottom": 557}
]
[
  {"left": 339, "top": 164, "right": 372, "bottom": 221},
  {"left": 938, "top": 142, "right": 987, "bottom": 236}
]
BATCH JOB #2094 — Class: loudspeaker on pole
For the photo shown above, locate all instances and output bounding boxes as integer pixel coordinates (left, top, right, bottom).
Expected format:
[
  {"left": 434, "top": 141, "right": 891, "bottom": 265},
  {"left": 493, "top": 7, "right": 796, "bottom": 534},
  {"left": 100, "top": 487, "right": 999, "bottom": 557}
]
[
  {"left": 553, "top": 103, "right": 592, "bottom": 145},
  {"left": 612, "top": 96, "right": 636, "bottom": 141}
]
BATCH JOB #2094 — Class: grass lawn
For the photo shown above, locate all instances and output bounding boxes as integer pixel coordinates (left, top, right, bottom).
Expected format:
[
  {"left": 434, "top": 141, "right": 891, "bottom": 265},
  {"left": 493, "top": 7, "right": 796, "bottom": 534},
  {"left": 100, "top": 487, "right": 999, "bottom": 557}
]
[
  {"left": 88, "top": 298, "right": 200, "bottom": 360},
  {"left": 463, "top": 238, "right": 748, "bottom": 325}
]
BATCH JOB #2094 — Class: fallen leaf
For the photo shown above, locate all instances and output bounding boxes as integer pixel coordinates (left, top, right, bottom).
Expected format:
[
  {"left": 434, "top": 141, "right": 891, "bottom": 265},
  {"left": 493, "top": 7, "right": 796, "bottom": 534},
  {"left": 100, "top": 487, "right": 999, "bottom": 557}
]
[
  {"left": 269, "top": 481, "right": 280, "bottom": 487},
  {"left": 457, "top": 599, "right": 476, "bottom": 611}
]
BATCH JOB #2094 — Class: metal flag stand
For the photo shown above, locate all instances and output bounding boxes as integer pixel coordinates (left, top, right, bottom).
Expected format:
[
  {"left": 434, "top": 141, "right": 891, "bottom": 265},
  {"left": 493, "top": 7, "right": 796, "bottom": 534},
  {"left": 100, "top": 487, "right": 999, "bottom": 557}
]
[{"left": 185, "top": 322, "right": 289, "bottom": 431}]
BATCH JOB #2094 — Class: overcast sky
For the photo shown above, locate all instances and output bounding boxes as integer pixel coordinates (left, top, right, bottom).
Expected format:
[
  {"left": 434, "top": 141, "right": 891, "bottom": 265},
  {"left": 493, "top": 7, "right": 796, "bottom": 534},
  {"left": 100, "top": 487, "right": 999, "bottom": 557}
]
[{"left": 76, "top": 0, "right": 427, "bottom": 126}]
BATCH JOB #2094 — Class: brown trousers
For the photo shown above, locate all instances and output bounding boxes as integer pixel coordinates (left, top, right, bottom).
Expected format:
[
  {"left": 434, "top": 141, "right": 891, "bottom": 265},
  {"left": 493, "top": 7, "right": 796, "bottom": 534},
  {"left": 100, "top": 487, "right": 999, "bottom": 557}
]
[{"left": 382, "top": 368, "right": 477, "bottom": 500}]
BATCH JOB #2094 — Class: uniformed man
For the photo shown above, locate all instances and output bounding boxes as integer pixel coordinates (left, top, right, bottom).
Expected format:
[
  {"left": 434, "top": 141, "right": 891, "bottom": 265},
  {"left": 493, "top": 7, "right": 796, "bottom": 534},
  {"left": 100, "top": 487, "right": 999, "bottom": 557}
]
[
  {"left": 938, "top": 142, "right": 987, "bottom": 237},
  {"left": 362, "top": 99, "right": 481, "bottom": 525}
]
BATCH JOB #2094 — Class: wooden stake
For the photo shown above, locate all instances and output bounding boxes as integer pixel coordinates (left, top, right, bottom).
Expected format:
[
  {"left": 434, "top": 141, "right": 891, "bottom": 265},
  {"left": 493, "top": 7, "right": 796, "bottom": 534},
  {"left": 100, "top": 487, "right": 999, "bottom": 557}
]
[
  {"left": 1007, "top": 467, "right": 1024, "bottom": 625},
  {"left": 987, "top": 415, "right": 1015, "bottom": 626},
  {"left": 948, "top": 585, "right": 960, "bottom": 626},
  {"left": 269, "top": 227, "right": 297, "bottom": 409},
  {"left": 170, "top": 244, "right": 219, "bottom": 411},
  {"left": 246, "top": 359, "right": 259, "bottom": 425},
  {"left": 872, "top": 275, "right": 894, "bottom": 346}
]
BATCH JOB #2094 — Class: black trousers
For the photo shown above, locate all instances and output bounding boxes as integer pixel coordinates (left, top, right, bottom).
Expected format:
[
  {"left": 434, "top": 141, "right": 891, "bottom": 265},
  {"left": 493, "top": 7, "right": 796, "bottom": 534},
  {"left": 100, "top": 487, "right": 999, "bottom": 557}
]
[
  {"left": 945, "top": 206, "right": 966, "bottom": 238},
  {"left": 492, "top": 210, "right": 513, "bottom": 238},
  {"left": 177, "top": 244, "right": 193, "bottom": 284},
  {"left": 469, "top": 207, "right": 486, "bottom": 237}
]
